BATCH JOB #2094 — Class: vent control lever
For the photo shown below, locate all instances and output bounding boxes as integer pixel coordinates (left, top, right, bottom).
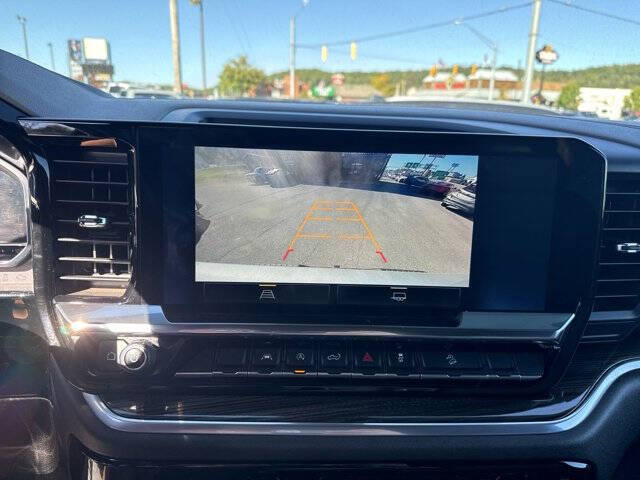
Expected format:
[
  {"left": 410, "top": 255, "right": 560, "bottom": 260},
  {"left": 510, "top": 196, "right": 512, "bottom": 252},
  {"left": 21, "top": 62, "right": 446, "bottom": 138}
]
[{"left": 78, "top": 215, "right": 108, "bottom": 229}]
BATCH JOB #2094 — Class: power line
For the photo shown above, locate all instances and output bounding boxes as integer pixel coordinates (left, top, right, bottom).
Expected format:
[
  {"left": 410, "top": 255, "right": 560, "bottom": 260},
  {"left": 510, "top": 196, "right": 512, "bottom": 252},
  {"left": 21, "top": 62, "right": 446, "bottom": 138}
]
[
  {"left": 232, "top": 2, "right": 253, "bottom": 53},
  {"left": 298, "top": 1, "right": 533, "bottom": 48},
  {"left": 222, "top": 1, "right": 248, "bottom": 55},
  {"left": 548, "top": 0, "right": 640, "bottom": 28}
]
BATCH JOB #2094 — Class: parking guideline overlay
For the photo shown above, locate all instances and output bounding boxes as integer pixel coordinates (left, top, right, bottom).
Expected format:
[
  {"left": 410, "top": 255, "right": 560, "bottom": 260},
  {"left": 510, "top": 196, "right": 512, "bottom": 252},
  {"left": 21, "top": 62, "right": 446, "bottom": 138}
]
[{"left": 282, "top": 200, "right": 387, "bottom": 263}]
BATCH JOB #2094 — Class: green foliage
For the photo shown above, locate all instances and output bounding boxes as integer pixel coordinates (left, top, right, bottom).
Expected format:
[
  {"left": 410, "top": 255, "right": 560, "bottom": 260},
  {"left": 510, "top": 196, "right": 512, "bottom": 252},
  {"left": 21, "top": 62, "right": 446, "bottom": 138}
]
[
  {"left": 370, "top": 74, "right": 395, "bottom": 96},
  {"left": 538, "top": 64, "right": 640, "bottom": 88},
  {"left": 269, "top": 63, "right": 640, "bottom": 91},
  {"left": 268, "top": 68, "right": 428, "bottom": 91},
  {"left": 267, "top": 68, "right": 332, "bottom": 87},
  {"left": 557, "top": 82, "right": 581, "bottom": 110},
  {"left": 218, "top": 56, "right": 266, "bottom": 96},
  {"left": 624, "top": 87, "right": 640, "bottom": 111}
]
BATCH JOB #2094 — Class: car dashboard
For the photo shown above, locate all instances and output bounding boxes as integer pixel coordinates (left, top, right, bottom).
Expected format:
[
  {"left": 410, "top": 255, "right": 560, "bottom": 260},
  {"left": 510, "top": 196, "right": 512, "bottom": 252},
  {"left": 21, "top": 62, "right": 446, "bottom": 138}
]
[{"left": 2, "top": 52, "right": 640, "bottom": 480}]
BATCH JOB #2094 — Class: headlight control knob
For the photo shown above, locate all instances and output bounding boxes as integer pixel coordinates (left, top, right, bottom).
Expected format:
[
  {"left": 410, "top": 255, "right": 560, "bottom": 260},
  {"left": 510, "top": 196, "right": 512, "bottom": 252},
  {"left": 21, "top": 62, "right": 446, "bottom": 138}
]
[{"left": 119, "top": 342, "right": 156, "bottom": 374}]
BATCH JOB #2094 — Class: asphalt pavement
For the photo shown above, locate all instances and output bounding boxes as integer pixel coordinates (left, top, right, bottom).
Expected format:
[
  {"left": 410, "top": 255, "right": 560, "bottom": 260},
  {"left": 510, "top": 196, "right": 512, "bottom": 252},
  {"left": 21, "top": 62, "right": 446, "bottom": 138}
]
[{"left": 195, "top": 175, "right": 473, "bottom": 286}]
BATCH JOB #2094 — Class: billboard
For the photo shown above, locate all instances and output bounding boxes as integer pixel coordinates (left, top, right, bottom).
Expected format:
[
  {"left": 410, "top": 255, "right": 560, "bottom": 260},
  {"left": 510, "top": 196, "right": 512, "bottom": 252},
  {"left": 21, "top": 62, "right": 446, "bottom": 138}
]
[
  {"left": 82, "top": 37, "right": 110, "bottom": 62},
  {"left": 68, "top": 39, "right": 84, "bottom": 81},
  {"left": 68, "top": 39, "right": 83, "bottom": 62}
]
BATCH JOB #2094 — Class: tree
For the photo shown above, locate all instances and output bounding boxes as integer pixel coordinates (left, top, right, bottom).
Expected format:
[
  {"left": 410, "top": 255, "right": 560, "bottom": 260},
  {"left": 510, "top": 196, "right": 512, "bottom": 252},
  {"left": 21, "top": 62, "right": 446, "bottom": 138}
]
[
  {"left": 370, "top": 74, "right": 395, "bottom": 97},
  {"left": 218, "top": 56, "right": 266, "bottom": 97},
  {"left": 624, "top": 87, "right": 640, "bottom": 112},
  {"left": 557, "top": 82, "right": 581, "bottom": 110}
]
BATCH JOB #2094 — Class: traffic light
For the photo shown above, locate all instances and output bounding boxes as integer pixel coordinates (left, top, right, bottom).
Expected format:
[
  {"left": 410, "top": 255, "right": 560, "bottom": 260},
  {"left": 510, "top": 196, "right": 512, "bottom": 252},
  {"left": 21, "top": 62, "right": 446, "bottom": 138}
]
[
  {"left": 321, "top": 45, "right": 328, "bottom": 63},
  {"left": 350, "top": 42, "right": 357, "bottom": 61},
  {"left": 471, "top": 63, "right": 477, "bottom": 76},
  {"left": 452, "top": 64, "right": 459, "bottom": 76},
  {"left": 429, "top": 64, "right": 437, "bottom": 77}
]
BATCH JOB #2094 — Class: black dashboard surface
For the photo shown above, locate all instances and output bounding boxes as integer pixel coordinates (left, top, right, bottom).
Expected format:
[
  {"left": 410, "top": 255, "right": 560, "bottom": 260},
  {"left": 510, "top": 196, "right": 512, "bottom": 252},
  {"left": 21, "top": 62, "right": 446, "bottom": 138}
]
[{"left": 2, "top": 50, "right": 640, "bottom": 480}]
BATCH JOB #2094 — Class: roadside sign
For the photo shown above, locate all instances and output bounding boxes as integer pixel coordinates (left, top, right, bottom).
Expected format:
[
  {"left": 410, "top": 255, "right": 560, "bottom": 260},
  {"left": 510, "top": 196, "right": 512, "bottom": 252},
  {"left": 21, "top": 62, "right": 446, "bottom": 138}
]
[
  {"left": 331, "top": 73, "right": 345, "bottom": 86},
  {"left": 536, "top": 44, "right": 558, "bottom": 65}
]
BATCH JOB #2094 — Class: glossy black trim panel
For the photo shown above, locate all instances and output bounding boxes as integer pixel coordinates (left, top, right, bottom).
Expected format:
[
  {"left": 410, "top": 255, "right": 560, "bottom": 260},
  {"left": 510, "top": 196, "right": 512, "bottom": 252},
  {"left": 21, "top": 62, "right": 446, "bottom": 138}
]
[
  {"left": 55, "top": 302, "right": 573, "bottom": 342},
  {"left": 85, "top": 359, "right": 640, "bottom": 435}
]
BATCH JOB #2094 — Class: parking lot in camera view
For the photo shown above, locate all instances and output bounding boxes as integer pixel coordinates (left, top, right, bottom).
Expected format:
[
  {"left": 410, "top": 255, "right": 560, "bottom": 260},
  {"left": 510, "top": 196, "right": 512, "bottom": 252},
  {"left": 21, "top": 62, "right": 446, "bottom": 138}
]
[{"left": 194, "top": 148, "right": 475, "bottom": 287}]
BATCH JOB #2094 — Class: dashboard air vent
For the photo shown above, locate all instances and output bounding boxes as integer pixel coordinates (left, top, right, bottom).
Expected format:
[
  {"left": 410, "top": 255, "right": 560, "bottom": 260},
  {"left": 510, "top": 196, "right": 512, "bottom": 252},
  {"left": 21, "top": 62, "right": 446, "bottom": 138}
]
[
  {"left": 595, "top": 172, "right": 640, "bottom": 311},
  {"left": 50, "top": 147, "right": 133, "bottom": 296}
]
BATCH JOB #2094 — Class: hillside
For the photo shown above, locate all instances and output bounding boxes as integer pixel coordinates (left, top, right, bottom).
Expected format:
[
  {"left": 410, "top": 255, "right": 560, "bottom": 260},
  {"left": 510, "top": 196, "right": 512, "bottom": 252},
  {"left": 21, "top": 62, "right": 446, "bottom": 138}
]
[{"left": 268, "top": 64, "right": 640, "bottom": 90}]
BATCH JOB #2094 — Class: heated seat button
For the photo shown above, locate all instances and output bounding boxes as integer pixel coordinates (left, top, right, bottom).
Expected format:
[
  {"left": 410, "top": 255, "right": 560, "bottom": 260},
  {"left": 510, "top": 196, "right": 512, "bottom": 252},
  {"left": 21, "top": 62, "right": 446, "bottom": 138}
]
[
  {"left": 422, "top": 348, "right": 482, "bottom": 372},
  {"left": 251, "top": 341, "right": 281, "bottom": 367},
  {"left": 353, "top": 344, "right": 384, "bottom": 372},
  {"left": 320, "top": 341, "right": 349, "bottom": 370}
]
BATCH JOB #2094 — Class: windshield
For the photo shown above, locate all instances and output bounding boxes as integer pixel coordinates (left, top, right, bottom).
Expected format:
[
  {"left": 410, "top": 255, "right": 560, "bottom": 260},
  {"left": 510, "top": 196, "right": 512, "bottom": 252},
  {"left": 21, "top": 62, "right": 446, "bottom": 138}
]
[{"left": 3, "top": 0, "right": 640, "bottom": 120}]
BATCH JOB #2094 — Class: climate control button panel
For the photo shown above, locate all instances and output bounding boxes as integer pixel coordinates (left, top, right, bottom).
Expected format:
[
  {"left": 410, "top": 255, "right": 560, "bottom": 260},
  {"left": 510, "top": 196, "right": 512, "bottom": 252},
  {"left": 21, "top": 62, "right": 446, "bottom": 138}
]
[
  {"left": 71, "top": 334, "right": 553, "bottom": 392},
  {"left": 171, "top": 338, "right": 548, "bottom": 382}
]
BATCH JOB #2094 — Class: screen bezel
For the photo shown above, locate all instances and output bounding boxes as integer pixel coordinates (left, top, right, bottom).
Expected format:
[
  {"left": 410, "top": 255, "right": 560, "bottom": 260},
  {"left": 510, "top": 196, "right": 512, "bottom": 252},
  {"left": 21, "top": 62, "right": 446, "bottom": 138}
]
[{"left": 136, "top": 124, "right": 605, "bottom": 320}]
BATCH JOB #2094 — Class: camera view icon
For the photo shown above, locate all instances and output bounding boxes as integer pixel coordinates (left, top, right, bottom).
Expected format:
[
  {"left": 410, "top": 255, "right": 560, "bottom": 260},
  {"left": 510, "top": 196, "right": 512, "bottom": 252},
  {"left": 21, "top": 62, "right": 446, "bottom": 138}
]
[
  {"left": 390, "top": 291, "right": 407, "bottom": 302},
  {"left": 259, "top": 289, "right": 276, "bottom": 301}
]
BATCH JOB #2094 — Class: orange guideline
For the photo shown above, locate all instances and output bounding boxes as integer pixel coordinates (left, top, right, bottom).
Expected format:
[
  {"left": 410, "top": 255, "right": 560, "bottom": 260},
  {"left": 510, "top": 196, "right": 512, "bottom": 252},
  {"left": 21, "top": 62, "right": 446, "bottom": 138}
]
[{"left": 282, "top": 200, "right": 387, "bottom": 263}]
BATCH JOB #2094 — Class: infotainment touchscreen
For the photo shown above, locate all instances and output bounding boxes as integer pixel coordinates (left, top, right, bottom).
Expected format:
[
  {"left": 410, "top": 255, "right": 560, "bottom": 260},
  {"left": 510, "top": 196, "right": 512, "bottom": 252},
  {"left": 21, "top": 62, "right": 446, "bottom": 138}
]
[{"left": 194, "top": 147, "right": 477, "bottom": 288}]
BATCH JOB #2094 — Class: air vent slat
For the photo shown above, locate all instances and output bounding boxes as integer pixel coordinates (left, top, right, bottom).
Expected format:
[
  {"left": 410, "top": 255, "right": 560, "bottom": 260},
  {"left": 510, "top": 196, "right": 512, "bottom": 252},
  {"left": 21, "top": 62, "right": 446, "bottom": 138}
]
[
  {"left": 50, "top": 146, "right": 133, "bottom": 296},
  {"left": 595, "top": 172, "right": 640, "bottom": 312},
  {"left": 59, "top": 256, "right": 130, "bottom": 264},
  {"left": 56, "top": 199, "right": 129, "bottom": 206},
  {"left": 57, "top": 237, "right": 128, "bottom": 245},
  {"left": 55, "top": 179, "right": 128, "bottom": 186},
  {"left": 59, "top": 274, "right": 131, "bottom": 282},
  {"left": 56, "top": 219, "right": 129, "bottom": 226}
]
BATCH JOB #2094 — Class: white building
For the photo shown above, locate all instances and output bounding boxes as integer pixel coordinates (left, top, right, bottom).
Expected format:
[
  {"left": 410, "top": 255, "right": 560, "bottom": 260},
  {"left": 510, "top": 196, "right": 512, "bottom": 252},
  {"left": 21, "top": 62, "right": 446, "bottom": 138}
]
[{"left": 578, "top": 87, "right": 631, "bottom": 120}]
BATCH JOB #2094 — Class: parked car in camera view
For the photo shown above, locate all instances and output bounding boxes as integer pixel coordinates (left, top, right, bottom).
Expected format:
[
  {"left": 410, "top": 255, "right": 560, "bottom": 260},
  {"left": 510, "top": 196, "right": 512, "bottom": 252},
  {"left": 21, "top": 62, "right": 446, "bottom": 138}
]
[
  {"left": 423, "top": 179, "right": 454, "bottom": 197},
  {"left": 442, "top": 183, "right": 476, "bottom": 215},
  {"left": 245, "top": 166, "right": 280, "bottom": 185},
  {"left": 403, "top": 174, "right": 454, "bottom": 198},
  {"left": 404, "top": 174, "right": 429, "bottom": 187}
]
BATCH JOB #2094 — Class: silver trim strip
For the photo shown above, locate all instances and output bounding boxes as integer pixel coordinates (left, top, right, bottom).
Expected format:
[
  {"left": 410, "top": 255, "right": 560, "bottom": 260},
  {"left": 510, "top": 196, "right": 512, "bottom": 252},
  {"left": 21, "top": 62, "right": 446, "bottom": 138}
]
[
  {"left": 83, "top": 359, "right": 640, "bottom": 436},
  {"left": 54, "top": 302, "right": 573, "bottom": 341},
  {"left": 18, "top": 120, "right": 91, "bottom": 137}
]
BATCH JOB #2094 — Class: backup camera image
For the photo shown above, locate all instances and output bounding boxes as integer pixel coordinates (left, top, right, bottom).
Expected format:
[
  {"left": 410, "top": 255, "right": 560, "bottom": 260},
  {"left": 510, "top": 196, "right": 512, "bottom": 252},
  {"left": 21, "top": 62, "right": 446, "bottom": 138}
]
[{"left": 195, "top": 147, "right": 477, "bottom": 287}]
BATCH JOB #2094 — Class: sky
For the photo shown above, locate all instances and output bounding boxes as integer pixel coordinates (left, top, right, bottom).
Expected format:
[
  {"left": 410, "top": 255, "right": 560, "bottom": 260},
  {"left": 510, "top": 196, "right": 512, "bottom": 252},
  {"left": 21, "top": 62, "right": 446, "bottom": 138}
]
[
  {"left": 387, "top": 154, "right": 477, "bottom": 178},
  {"left": 2, "top": 0, "right": 640, "bottom": 88}
]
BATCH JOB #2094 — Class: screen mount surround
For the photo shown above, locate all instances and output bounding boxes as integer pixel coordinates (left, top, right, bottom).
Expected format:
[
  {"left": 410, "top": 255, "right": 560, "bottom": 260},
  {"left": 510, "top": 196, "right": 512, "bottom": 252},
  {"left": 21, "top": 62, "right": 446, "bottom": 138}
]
[{"left": 135, "top": 125, "right": 604, "bottom": 328}]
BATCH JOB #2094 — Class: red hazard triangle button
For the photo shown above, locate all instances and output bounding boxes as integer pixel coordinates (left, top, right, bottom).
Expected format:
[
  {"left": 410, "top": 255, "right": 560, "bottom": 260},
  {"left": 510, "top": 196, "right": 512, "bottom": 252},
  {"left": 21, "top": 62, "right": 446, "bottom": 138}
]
[{"left": 362, "top": 352, "right": 374, "bottom": 363}]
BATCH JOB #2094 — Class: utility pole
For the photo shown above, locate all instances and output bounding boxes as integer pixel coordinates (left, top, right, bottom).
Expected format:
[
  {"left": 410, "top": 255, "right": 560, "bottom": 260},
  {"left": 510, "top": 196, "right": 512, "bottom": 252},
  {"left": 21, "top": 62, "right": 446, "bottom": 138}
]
[
  {"left": 489, "top": 44, "right": 497, "bottom": 101},
  {"left": 522, "top": 0, "right": 542, "bottom": 104},
  {"left": 289, "top": 1, "right": 309, "bottom": 99},
  {"left": 16, "top": 15, "right": 29, "bottom": 60},
  {"left": 190, "top": 0, "right": 207, "bottom": 94},
  {"left": 289, "top": 16, "right": 296, "bottom": 99},
  {"left": 169, "top": 0, "right": 183, "bottom": 95},
  {"left": 47, "top": 42, "right": 56, "bottom": 71},
  {"left": 538, "top": 63, "right": 547, "bottom": 96}
]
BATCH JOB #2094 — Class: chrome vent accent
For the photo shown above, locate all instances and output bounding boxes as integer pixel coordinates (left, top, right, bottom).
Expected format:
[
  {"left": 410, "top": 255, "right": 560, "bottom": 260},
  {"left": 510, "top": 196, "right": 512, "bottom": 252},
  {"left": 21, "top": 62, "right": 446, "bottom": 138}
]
[
  {"left": 51, "top": 148, "right": 133, "bottom": 295},
  {"left": 595, "top": 172, "right": 640, "bottom": 312}
]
